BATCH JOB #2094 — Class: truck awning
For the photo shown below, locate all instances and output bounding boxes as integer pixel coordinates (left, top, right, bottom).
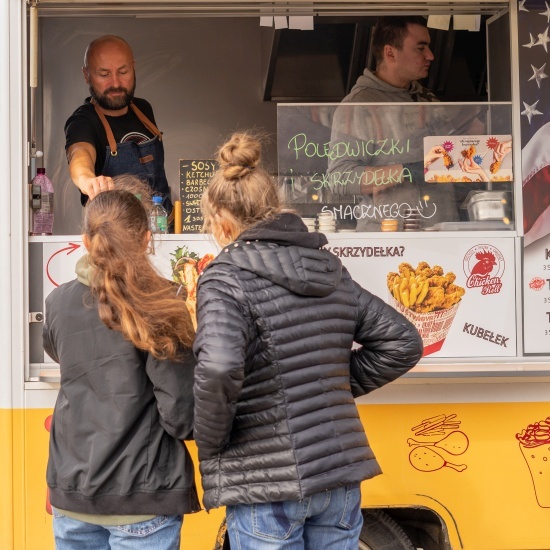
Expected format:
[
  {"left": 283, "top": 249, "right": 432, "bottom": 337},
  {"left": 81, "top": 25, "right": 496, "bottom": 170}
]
[{"left": 34, "top": 1, "right": 510, "bottom": 17}]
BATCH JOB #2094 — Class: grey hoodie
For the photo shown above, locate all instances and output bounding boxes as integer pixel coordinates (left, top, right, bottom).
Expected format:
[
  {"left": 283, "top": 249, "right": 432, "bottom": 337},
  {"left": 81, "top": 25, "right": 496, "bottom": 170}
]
[{"left": 344, "top": 69, "right": 438, "bottom": 103}]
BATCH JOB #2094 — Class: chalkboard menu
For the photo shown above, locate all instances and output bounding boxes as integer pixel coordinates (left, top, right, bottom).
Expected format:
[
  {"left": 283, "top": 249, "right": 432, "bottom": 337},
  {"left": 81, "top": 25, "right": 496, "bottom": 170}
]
[{"left": 179, "top": 159, "right": 218, "bottom": 233}]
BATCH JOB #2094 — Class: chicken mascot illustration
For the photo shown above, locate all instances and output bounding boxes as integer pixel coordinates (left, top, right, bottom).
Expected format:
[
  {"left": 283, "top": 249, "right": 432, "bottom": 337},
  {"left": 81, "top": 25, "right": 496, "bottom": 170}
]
[{"left": 470, "top": 251, "right": 496, "bottom": 277}]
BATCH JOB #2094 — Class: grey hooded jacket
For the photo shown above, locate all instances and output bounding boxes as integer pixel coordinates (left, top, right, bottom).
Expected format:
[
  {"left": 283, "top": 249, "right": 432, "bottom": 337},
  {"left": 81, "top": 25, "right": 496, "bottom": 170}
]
[
  {"left": 344, "top": 69, "right": 438, "bottom": 103},
  {"left": 193, "top": 213, "right": 423, "bottom": 511},
  {"left": 44, "top": 256, "right": 200, "bottom": 516}
]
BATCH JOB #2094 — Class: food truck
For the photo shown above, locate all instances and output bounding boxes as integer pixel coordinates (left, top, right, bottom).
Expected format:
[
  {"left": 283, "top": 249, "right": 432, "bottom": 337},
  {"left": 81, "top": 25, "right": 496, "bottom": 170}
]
[{"left": 2, "top": 0, "right": 550, "bottom": 548}]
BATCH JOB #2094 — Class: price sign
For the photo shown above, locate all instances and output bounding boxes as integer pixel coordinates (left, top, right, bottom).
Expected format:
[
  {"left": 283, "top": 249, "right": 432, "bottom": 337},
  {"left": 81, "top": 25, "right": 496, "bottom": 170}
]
[
  {"left": 179, "top": 159, "right": 218, "bottom": 233},
  {"left": 523, "top": 240, "right": 550, "bottom": 353}
]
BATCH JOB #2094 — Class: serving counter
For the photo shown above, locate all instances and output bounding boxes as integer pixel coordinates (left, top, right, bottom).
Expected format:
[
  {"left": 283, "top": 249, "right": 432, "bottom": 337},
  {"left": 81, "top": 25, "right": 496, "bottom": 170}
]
[{"left": 28, "top": 227, "right": 535, "bottom": 387}]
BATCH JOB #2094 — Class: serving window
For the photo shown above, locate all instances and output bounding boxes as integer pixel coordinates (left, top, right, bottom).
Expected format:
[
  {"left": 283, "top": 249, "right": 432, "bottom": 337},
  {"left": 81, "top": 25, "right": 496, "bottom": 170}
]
[{"left": 277, "top": 102, "right": 514, "bottom": 233}]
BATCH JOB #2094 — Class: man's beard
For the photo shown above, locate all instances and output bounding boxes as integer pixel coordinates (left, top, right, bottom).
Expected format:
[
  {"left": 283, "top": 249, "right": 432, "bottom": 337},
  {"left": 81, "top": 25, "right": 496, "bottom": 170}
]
[{"left": 90, "top": 78, "right": 136, "bottom": 111}]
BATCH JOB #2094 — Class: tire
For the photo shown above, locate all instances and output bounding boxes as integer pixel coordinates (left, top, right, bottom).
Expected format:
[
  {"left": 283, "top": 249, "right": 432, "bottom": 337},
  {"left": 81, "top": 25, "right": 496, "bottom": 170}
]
[{"left": 358, "top": 509, "right": 416, "bottom": 550}]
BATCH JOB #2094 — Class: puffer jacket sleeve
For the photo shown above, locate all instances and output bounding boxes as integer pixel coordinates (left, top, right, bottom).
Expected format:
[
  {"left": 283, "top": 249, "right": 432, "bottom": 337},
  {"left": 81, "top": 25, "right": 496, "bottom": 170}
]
[
  {"left": 193, "top": 269, "right": 250, "bottom": 461},
  {"left": 349, "top": 278, "right": 423, "bottom": 397},
  {"left": 145, "top": 349, "right": 196, "bottom": 440}
]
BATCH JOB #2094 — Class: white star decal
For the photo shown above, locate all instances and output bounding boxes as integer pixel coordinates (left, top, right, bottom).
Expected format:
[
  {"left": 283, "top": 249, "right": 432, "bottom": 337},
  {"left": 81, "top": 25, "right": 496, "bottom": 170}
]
[
  {"left": 524, "top": 32, "right": 537, "bottom": 48},
  {"left": 521, "top": 100, "right": 543, "bottom": 124},
  {"left": 519, "top": 0, "right": 529, "bottom": 11},
  {"left": 529, "top": 63, "right": 548, "bottom": 88},
  {"left": 541, "top": 1, "right": 550, "bottom": 22},
  {"left": 536, "top": 27, "right": 550, "bottom": 52}
]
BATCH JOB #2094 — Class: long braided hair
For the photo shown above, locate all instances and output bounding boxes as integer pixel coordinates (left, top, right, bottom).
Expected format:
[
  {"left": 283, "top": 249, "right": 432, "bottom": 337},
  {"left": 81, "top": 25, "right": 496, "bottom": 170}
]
[{"left": 83, "top": 182, "right": 194, "bottom": 359}]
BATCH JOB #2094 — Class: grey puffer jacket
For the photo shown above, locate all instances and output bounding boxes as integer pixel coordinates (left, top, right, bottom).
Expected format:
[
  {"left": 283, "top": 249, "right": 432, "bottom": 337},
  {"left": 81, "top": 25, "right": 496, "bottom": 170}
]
[{"left": 193, "top": 213, "right": 423, "bottom": 511}]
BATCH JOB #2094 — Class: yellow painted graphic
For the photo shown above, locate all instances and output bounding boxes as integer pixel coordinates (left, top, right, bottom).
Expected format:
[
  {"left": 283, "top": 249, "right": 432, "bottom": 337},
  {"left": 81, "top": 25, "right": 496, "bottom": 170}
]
[
  {"left": 4, "top": 403, "right": 550, "bottom": 549},
  {"left": 516, "top": 416, "right": 550, "bottom": 508},
  {"left": 407, "top": 414, "right": 470, "bottom": 472}
]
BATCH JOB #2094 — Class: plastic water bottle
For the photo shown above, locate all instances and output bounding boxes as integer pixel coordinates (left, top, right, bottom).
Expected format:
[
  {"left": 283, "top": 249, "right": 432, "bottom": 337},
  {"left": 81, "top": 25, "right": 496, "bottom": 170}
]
[
  {"left": 150, "top": 196, "right": 168, "bottom": 234},
  {"left": 31, "top": 168, "right": 54, "bottom": 235}
]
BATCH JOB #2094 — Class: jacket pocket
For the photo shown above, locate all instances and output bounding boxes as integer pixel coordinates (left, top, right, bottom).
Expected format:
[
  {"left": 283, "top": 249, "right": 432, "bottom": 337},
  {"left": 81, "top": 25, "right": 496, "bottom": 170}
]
[{"left": 338, "top": 484, "right": 362, "bottom": 529}]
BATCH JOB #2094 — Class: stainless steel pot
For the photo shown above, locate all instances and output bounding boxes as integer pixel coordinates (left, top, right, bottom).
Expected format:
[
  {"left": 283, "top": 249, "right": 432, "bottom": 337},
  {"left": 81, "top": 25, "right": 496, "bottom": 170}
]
[{"left": 465, "top": 191, "right": 513, "bottom": 221}]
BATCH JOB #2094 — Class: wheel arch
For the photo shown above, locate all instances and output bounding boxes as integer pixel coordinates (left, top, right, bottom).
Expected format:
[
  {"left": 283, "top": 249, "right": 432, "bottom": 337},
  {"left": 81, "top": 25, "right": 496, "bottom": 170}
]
[{"left": 361, "top": 502, "right": 460, "bottom": 550}]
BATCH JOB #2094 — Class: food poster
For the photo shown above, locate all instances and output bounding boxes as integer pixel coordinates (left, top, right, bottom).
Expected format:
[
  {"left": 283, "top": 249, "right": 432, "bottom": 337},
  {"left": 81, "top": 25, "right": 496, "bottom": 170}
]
[
  {"left": 41, "top": 235, "right": 516, "bottom": 360},
  {"left": 423, "top": 135, "right": 513, "bottom": 184},
  {"left": 41, "top": 238, "right": 219, "bottom": 362},
  {"left": 324, "top": 236, "right": 516, "bottom": 357},
  {"left": 518, "top": 1, "right": 550, "bottom": 353},
  {"left": 522, "top": 235, "right": 550, "bottom": 353}
]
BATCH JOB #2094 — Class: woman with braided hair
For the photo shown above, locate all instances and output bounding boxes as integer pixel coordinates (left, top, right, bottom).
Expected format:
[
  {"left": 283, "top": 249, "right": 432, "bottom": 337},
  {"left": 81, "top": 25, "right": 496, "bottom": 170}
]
[
  {"left": 193, "top": 131, "right": 423, "bottom": 549},
  {"left": 44, "top": 175, "right": 199, "bottom": 550}
]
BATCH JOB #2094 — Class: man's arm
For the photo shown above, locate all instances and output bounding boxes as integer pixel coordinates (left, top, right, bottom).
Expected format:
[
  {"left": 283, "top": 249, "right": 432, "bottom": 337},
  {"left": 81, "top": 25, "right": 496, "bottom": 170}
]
[{"left": 67, "top": 142, "right": 115, "bottom": 200}]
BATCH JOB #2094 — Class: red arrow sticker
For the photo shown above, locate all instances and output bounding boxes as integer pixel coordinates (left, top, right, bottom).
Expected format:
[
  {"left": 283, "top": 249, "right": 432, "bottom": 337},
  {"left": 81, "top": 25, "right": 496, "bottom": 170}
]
[{"left": 46, "top": 242, "right": 81, "bottom": 287}]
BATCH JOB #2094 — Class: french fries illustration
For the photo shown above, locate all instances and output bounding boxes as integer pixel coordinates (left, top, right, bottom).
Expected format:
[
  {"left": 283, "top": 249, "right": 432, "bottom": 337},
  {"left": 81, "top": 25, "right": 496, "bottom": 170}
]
[{"left": 387, "top": 261, "right": 465, "bottom": 314}]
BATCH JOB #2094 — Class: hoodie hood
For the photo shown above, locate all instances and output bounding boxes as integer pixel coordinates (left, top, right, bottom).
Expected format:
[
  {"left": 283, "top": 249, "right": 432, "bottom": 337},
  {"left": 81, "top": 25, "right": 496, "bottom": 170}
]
[
  {"left": 344, "top": 69, "right": 437, "bottom": 103},
  {"left": 75, "top": 254, "right": 93, "bottom": 286},
  {"left": 205, "top": 212, "right": 342, "bottom": 297}
]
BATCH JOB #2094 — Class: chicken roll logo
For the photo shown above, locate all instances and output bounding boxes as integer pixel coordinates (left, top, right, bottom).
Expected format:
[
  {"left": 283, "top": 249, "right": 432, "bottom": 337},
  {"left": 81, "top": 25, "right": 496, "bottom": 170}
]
[{"left": 463, "top": 244, "right": 504, "bottom": 295}]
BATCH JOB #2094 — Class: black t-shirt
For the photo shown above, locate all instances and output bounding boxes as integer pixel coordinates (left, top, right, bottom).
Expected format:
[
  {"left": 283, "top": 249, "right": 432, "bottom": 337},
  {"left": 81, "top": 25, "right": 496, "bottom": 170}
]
[{"left": 64, "top": 97, "right": 157, "bottom": 175}]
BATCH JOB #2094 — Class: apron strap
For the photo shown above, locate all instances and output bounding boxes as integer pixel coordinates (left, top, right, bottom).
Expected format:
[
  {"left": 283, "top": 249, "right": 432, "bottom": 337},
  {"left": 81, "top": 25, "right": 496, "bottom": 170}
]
[
  {"left": 91, "top": 99, "right": 163, "bottom": 157},
  {"left": 91, "top": 99, "right": 119, "bottom": 156},
  {"left": 130, "top": 102, "right": 163, "bottom": 141}
]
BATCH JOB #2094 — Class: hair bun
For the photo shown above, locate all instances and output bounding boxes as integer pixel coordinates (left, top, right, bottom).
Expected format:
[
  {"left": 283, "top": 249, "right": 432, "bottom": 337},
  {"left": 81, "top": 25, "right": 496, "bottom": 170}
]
[{"left": 218, "top": 132, "right": 261, "bottom": 181}]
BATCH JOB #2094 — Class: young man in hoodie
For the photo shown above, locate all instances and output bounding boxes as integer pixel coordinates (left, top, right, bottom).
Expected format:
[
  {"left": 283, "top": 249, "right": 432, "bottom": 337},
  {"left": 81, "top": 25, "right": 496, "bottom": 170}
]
[
  {"left": 346, "top": 16, "right": 437, "bottom": 104},
  {"left": 327, "top": 16, "right": 480, "bottom": 231}
]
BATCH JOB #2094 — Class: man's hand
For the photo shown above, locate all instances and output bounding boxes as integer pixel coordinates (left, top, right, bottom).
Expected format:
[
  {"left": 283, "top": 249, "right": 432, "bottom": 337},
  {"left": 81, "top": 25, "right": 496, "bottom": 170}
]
[
  {"left": 67, "top": 142, "right": 115, "bottom": 200},
  {"left": 76, "top": 174, "right": 115, "bottom": 200}
]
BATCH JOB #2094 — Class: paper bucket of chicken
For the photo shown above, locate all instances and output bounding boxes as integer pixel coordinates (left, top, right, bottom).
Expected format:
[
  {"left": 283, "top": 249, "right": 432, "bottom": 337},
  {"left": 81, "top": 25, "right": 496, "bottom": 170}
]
[
  {"left": 387, "top": 262, "right": 465, "bottom": 356},
  {"left": 171, "top": 246, "right": 215, "bottom": 329}
]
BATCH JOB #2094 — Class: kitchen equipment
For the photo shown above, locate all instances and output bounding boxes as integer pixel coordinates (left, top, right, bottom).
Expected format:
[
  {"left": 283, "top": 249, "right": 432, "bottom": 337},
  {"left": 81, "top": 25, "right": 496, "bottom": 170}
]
[
  {"left": 301, "top": 217, "right": 317, "bottom": 232},
  {"left": 464, "top": 190, "right": 513, "bottom": 222},
  {"left": 317, "top": 212, "right": 336, "bottom": 233},
  {"left": 380, "top": 219, "right": 399, "bottom": 232},
  {"left": 402, "top": 208, "right": 422, "bottom": 232},
  {"left": 425, "top": 220, "right": 515, "bottom": 231}
]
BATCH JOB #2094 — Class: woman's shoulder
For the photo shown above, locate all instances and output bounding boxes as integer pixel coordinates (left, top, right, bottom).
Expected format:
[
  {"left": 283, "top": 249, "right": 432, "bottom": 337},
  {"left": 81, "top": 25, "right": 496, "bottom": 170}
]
[{"left": 46, "top": 278, "right": 89, "bottom": 308}]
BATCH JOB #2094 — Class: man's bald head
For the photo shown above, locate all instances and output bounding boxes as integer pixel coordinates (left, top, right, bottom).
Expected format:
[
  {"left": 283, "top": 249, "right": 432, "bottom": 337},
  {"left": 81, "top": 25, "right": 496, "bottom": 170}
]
[{"left": 84, "top": 35, "right": 133, "bottom": 69}]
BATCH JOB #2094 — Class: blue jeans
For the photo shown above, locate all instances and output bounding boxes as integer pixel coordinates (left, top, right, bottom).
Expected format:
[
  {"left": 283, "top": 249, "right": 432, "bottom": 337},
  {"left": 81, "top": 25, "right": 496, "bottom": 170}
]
[
  {"left": 226, "top": 484, "right": 363, "bottom": 550},
  {"left": 52, "top": 508, "right": 183, "bottom": 550}
]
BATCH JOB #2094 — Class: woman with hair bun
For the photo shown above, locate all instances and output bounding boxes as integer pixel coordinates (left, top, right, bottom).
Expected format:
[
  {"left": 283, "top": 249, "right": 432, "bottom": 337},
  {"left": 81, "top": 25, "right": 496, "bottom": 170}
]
[
  {"left": 44, "top": 176, "right": 199, "bottom": 550},
  {"left": 193, "top": 131, "right": 423, "bottom": 549}
]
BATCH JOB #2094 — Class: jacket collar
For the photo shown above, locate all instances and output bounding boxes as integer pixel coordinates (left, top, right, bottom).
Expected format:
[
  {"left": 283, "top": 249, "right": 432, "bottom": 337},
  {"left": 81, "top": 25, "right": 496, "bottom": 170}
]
[{"left": 238, "top": 212, "right": 328, "bottom": 249}]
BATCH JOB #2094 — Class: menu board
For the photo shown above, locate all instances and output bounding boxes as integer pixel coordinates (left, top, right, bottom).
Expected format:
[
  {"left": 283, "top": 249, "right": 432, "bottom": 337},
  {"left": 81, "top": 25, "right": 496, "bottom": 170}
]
[
  {"left": 179, "top": 159, "right": 218, "bottom": 233},
  {"left": 518, "top": 5, "right": 550, "bottom": 353},
  {"left": 523, "top": 237, "right": 550, "bottom": 353},
  {"left": 325, "top": 235, "right": 517, "bottom": 358}
]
